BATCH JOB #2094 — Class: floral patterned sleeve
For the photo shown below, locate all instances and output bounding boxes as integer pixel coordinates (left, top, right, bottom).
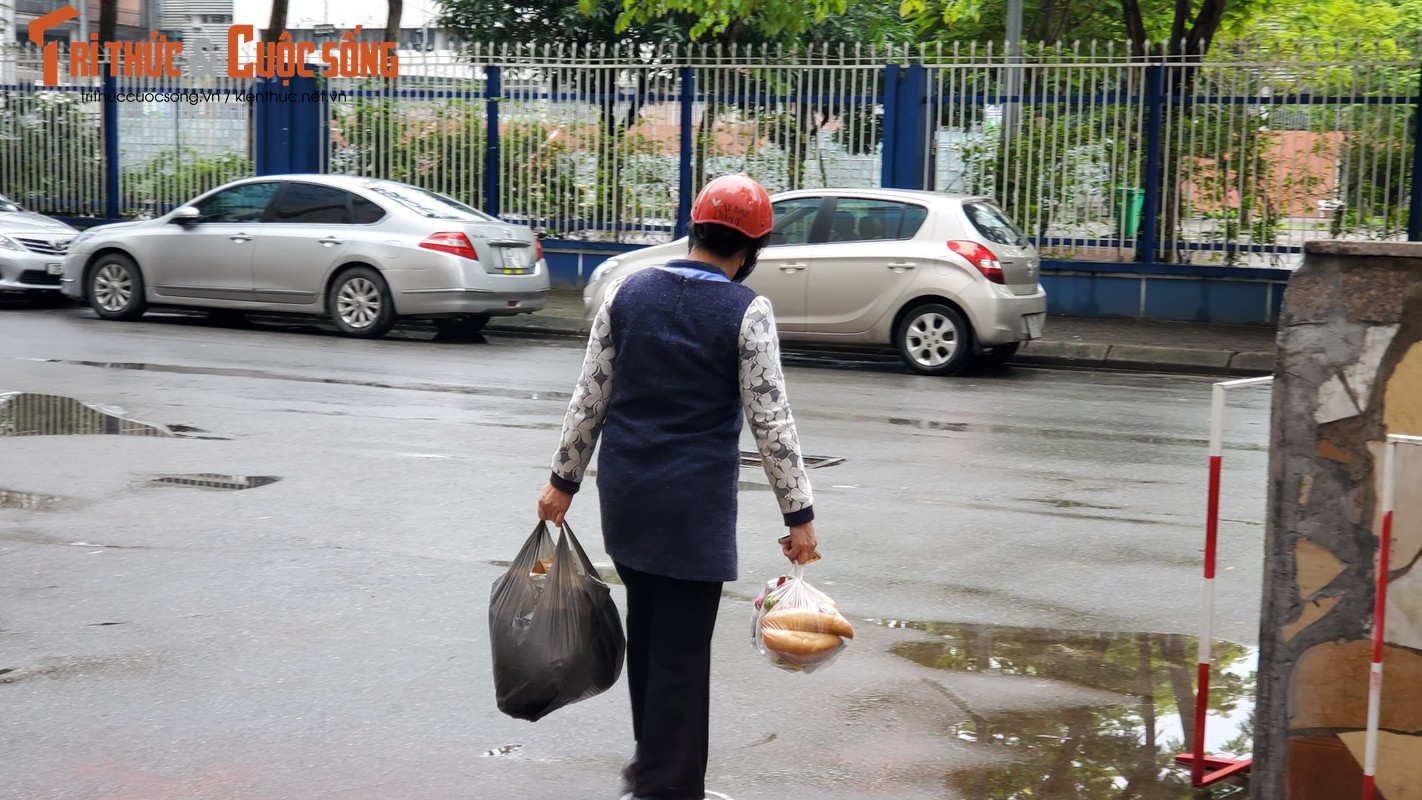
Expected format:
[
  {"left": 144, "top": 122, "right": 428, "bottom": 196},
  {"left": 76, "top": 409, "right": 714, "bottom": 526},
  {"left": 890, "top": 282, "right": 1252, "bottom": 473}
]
[
  {"left": 549, "top": 276, "right": 626, "bottom": 494},
  {"left": 738, "top": 296, "right": 815, "bottom": 526}
]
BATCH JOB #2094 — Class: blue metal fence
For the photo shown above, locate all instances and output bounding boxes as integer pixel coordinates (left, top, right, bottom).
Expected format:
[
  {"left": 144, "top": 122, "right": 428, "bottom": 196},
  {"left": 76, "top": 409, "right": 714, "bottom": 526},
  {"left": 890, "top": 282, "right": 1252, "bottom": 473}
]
[{"left": 3, "top": 41, "right": 1419, "bottom": 274}]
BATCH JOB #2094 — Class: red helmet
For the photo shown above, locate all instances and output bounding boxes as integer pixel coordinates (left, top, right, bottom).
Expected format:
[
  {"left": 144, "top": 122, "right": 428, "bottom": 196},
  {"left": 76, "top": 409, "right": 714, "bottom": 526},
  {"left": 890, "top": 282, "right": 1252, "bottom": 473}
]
[{"left": 690, "top": 173, "right": 773, "bottom": 239}]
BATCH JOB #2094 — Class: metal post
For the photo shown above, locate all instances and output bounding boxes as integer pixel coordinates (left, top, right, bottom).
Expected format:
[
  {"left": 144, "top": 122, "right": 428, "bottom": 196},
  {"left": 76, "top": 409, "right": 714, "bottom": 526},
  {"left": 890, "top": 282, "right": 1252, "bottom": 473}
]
[
  {"left": 1173, "top": 375, "right": 1270, "bottom": 787},
  {"left": 1408, "top": 66, "right": 1422, "bottom": 241},
  {"left": 1138, "top": 64, "right": 1165, "bottom": 264},
  {"left": 676, "top": 66, "right": 694, "bottom": 237},
  {"left": 485, "top": 66, "right": 501, "bottom": 218},
  {"left": 1362, "top": 439, "right": 1396, "bottom": 800},
  {"left": 1003, "top": 0, "right": 1022, "bottom": 151},
  {"left": 880, "top": 64, "right": 900, "bottom": 189},
  {"left": 1360, "top": 434, "right": 1422, "bottom": 798},
  {"left": 102, "top": 70, "right": 119, "bottom": 220},
  {"left": 879, "top": 64, "right": 929, "bottom": 191}
]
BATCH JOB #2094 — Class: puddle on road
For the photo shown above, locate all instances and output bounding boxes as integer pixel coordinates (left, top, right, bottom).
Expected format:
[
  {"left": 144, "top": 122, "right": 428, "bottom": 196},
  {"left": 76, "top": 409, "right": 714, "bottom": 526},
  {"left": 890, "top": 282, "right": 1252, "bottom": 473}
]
[
  {"left": 144, "top": 474, "right": 281, "bottom": 491},
  {"left": 1021, "top": 497, "right": 1124, "bottom": 511},
  {"left": 0, "top": 488, "right": 64, "bottom": 511},
  {"left": 878, "top": 620, "right": 1254, "bottom": 799},
  {"left": 0, "top": 392, "right": 171, "bottom": 437},
  {"left": 0, "top": 393, "right": 224, "bottom": 439},
  {"left": 24, "top": 359, "right": 572, "bottom": 404},
  {"left": 874, "top": 415, "right": 1267, "bottom": 453}
]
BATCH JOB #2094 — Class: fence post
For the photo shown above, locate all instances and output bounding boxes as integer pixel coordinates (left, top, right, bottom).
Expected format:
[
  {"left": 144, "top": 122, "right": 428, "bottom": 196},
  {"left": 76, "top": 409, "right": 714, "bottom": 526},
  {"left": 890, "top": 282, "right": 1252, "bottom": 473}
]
[
  {"left": 484, "top": 66, "right": 502, "bottom": 218},
  {"left": 880, "top": 64, "right": 929, "bottom": 191},
  {"left": 1138, "top": 63, "right": 1165, "bottom": 264},
  {"left": 880, "top": 64, "right": 901, "bottom": 189},
  {"left": 1408, "top": 65, "right": 1422, "bottom": 241},
  {"left": 676, "top": 66, "right": 695, "bottom": 237},
  {"left": 102, "top": 71, "right": 119, "bottom": 220},
  {"left": 253, "top": 74, "right": 324, "bottom": 175}
]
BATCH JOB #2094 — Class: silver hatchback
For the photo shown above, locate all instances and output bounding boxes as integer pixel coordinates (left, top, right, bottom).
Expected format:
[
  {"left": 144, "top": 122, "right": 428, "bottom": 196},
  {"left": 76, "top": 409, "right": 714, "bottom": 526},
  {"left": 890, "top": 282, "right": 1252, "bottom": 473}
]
[
  {"left": 584, "top": 188, "right": 1047, "bottom": 375},
  {"left": 62, "top": 175, "right": 550, "bottom": 338}
]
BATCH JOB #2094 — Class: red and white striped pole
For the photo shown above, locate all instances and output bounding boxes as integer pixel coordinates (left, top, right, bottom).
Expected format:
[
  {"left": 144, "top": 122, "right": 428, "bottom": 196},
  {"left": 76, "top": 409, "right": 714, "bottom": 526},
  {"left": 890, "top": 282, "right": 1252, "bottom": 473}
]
[
  {"left": 1362, "top": 434, "right": 1420, "bottom": 799},
  {"left": 1179, "top": 376, "right": 1271, "bottom": 787}
]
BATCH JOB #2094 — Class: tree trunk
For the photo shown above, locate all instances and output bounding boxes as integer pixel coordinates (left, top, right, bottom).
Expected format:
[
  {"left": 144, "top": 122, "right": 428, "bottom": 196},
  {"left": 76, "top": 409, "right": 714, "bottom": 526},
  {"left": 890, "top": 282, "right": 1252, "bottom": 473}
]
[
  {"left": 1160, "top": 635, "right": 1197, "bottom": 750},
  {"left": 263, "top": 0, "right": 289, "bottom": 41},
  {"left": 384, "top": 0, "right": 403, "bottom": 48},
  {"left": 99, "top": 0, "right": 117, "bottom": 43},
  {"left": 1122, "top": 0, "right": 1230, "bottom": 263}
]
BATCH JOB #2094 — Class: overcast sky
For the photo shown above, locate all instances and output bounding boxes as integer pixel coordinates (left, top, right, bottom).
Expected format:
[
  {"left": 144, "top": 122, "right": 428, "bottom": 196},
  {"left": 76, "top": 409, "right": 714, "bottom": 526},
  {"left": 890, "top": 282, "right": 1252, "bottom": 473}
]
[{"left": 233, "top": 0, "right": 441, "bottom": 30}]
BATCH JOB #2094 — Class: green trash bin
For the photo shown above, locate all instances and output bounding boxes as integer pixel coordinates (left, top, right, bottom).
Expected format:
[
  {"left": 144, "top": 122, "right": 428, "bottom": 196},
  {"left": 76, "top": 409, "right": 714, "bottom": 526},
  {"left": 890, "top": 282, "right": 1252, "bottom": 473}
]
[{"left": 1113, "top": 187, "right": 1145, "bottom": 240}]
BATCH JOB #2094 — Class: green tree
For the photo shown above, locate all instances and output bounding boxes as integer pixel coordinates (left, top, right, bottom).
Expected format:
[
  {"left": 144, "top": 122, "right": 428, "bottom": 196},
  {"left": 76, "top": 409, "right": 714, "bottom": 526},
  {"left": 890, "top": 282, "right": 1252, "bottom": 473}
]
[
  {"left": 0, "top": 91, "right": 105, "bottom": 217},
  {"left": 604, "top": 0, "right": 848, "bottom": 41}
]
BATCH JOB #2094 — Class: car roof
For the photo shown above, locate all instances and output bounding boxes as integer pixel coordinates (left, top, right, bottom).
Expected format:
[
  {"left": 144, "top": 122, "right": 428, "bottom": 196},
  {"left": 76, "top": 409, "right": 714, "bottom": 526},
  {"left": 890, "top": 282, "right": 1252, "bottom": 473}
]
[
  {"left": 770, "top": 187, "right": 989, "bottom": 204},
  {"left": 233, "top": 174, "right": 381, "bottom": 187}
]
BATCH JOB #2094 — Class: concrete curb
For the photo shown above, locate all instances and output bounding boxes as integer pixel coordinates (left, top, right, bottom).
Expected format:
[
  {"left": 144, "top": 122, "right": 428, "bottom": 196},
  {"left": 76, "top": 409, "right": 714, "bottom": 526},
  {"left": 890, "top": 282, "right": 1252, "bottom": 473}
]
[{"left": 487, "top": 317, "right": 1275, "bottom": 377}]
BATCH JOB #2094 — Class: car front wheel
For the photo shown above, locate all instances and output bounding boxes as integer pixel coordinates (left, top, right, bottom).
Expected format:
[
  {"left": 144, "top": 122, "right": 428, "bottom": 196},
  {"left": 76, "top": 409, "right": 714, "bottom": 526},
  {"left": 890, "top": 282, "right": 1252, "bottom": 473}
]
[
  {"left": 329, "top": 267, "right": 395, "bottom": 338},
  {"left": 895, "top": 302, "right": 973, "bottom": 376},
  {"left": 87, "top": 253, "right": 148, "bottom": 321}
]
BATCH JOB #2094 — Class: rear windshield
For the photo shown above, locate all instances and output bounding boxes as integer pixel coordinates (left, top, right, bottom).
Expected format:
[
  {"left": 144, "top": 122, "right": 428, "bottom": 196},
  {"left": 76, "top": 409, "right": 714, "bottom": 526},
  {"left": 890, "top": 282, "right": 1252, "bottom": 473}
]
[
  {"left": 365, "top": 183, "right": 496, "bottom": 222},
  {"left": 963, "top": 201, "right": 1029, "bottom": 247},
  {"left": 0, "top": 194, "right": 20, "bottom": 213}
]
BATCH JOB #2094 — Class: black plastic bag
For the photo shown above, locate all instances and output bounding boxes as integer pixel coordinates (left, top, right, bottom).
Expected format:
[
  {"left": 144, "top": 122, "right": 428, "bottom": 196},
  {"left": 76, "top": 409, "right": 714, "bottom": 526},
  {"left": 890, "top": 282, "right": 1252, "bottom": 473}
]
[{"left": 489, "top": 521, "right": 625, "bottom": 722}]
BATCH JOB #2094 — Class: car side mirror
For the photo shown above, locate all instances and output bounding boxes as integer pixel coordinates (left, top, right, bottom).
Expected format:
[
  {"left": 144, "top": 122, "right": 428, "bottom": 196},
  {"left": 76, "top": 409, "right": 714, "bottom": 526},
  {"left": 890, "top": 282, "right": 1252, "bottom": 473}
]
[{"left": 170, "top": 206, "right": 200, "bottom": 225}]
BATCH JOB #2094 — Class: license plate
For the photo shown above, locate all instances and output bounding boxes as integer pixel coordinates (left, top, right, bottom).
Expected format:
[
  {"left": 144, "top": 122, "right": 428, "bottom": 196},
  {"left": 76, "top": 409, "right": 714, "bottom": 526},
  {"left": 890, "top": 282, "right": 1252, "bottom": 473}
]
[
  {"left": 499, "top": 248, "right": 522, "bottom": 270},
  {"left": 46, "top": 262, "right": 63, "bottom": 275},
  {"left": 1025, "top": 313, "right": 1045, "bottom": 339}
]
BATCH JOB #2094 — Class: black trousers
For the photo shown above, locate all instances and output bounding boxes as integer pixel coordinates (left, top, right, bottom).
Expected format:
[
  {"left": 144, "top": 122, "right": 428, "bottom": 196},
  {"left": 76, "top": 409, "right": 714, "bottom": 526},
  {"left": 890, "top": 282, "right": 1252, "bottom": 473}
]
[{"left": 615, "top": 562, "right": 723, "bottom": 800}]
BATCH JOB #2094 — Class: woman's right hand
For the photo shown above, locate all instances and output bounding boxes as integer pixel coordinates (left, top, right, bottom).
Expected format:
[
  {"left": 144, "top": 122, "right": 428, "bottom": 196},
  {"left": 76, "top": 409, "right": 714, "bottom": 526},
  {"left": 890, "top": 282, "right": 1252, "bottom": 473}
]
[{"left": 782, "top": 521, "right": 818, "bottom": 564}]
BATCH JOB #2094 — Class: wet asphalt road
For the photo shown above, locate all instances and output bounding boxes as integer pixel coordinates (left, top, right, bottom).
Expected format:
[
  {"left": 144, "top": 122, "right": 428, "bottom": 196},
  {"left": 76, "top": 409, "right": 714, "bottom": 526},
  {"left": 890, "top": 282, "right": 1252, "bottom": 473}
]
[{"left": 0, "top": 306, "right": 1269, "bottom": 800}]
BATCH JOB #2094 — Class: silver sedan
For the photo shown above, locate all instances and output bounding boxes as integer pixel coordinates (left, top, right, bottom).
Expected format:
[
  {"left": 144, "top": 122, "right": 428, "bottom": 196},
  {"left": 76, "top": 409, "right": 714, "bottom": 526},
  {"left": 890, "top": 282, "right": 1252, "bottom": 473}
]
[
  {"left": 62, "top": 175, "right": 550, "bottom": 338},
  {"left": 584, "top": 188, "right": 1047, "bottom": 376},
  {"left": 0, "top": 194, "right": 80, "bottom": 300}
]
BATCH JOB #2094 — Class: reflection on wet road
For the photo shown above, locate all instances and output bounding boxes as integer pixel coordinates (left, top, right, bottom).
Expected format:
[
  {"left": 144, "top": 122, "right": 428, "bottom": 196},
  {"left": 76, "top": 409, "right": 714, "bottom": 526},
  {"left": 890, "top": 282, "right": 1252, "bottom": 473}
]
[{"left": 880, "top": 620, "right": 1253, "bottom": 798}]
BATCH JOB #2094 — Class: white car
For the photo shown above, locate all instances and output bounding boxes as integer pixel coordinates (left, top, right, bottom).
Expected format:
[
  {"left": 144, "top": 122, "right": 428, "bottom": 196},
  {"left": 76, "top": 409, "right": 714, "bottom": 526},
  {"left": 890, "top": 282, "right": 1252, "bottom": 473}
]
[{"left": 584, "top": 188, "right": 1047, "bottom": 375}]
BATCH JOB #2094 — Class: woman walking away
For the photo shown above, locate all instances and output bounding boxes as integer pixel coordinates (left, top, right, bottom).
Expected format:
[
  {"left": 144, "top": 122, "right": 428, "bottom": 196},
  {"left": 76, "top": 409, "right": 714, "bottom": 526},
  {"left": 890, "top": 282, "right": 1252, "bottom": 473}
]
[{"left": 537, "top": 173, "right": 821, "bottom": 800}]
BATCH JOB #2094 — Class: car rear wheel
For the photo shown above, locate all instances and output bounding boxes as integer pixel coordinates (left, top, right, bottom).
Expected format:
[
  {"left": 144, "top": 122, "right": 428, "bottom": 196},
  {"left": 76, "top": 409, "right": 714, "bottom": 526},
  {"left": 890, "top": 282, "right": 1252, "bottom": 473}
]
[
  {"left": 895, "top": 302, "right": 973, "bottom": 376},
  {"left": 87, "top": 253, "right": 147, "bottom": 321},
  {"left": 974, "top": 342, "right": 1020, "bottom": 368},
  {"left": 329, "top": 267, "right": 395, "bottom": 338}
]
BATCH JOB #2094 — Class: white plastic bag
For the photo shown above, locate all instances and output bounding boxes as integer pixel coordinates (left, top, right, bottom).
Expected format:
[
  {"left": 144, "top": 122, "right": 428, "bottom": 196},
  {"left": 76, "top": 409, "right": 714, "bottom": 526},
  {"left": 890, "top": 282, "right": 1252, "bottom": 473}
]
[{"left": 751, "top": 563, "right": 853, "bottom": 673}]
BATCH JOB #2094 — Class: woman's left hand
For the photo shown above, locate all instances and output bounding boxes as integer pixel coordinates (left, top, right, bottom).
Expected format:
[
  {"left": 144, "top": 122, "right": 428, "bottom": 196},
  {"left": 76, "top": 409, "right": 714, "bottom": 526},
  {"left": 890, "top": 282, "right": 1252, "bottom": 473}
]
[{"left": 537, "top": 482, "right": 573, "bottom": 526}]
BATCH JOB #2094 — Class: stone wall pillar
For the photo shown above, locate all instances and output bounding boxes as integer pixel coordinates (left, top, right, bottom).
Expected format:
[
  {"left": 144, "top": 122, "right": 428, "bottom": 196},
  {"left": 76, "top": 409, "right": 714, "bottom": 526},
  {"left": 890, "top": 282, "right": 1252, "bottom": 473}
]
[{"left": 1254, "top": 242, "right": 1422, "bottom": 799}]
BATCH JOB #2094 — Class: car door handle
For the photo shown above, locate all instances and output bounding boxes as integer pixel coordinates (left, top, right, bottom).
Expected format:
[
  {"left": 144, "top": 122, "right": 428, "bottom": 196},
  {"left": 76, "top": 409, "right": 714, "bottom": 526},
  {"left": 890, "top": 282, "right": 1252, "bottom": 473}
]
[
  {"left": 229, "top": 234, "right": 251, "bottom": 243},
  {"left": 887, "top": 262, "right": 916, "bottom": 270},
  {"left": 318, "top": 237, "right": 343, "bottom": 246},
  {"left": 778, "top": 263, "right": 806, "bottom": 272}
]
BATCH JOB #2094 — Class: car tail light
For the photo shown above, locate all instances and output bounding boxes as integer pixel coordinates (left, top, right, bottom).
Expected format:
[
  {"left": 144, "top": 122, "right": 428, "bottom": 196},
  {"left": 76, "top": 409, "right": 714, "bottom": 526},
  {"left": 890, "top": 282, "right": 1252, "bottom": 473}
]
[
  {"left": 421, "top": 232, "right": 478, "bottom": 260},
  {"left": 535, "top": 239, "right": 544, "bottom": 262},
  {"left": 947, "top": 240, "right": 1004, "bottom": 284}
]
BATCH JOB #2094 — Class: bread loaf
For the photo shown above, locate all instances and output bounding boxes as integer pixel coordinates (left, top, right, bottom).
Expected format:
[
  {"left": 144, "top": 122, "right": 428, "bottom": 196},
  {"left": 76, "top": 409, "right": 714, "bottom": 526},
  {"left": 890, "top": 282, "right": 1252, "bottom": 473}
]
[
  {"left": 760, "top": 628, "right": 843, "bottom": 657},
  {"left": 760, "top": 608, "right": 854, "bottom": 639}
]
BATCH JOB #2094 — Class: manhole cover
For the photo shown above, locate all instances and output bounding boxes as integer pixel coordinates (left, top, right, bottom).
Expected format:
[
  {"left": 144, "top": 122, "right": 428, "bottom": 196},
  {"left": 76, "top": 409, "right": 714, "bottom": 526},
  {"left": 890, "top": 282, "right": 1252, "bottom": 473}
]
[
  {"left": 739, "top": 451, "right": 844, "bottom": 469},
  {"left": 0, "top": 488, "right": 63, "bottom": 510},
  {"left": 146, "top": 474, "right": 281, "bottom": 491},
  {"left": 0, "top": 393, "right": 171, "bottom": 437}
]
